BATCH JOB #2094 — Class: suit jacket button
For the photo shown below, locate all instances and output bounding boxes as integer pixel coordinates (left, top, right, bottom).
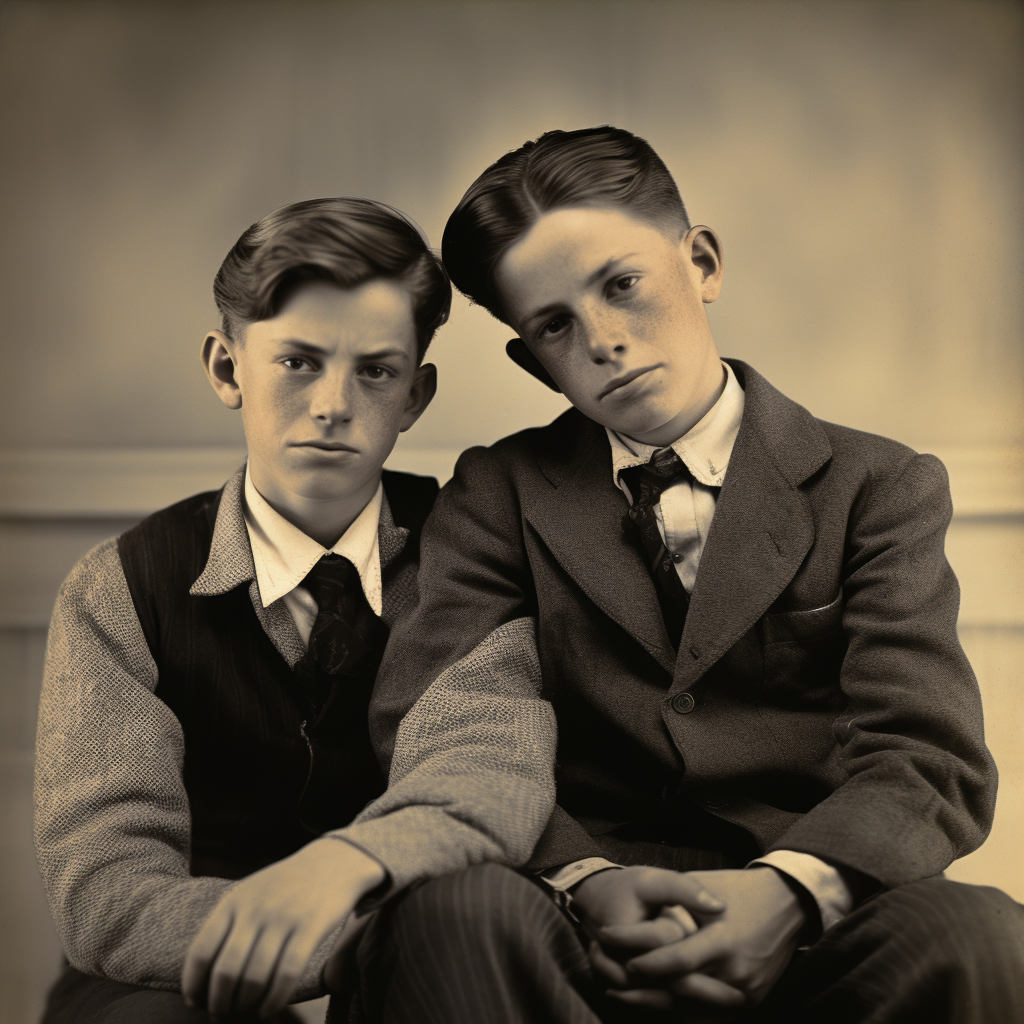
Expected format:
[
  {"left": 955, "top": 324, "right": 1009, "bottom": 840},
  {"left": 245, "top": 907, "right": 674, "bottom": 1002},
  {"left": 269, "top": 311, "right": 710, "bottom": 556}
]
[{"left": 671, "top": 691, "right": 696, "bottom": 714}]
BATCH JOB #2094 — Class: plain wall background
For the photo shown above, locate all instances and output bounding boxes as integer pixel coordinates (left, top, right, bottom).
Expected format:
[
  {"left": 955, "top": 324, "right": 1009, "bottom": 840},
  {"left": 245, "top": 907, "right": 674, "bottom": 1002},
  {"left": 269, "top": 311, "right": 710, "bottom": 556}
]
[
  {"left": 0, "top": 1, "right": 1020, "bottom": 1021},
  {"left": 1, "top": 0, "right": 1021, "bottom": 454}
]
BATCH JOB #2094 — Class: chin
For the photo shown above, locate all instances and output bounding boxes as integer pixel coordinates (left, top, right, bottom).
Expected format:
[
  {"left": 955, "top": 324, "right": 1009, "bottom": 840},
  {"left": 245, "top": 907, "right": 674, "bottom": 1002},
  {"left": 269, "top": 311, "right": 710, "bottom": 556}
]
[
  {"left": 608, "top": 408, "right": 676, "bottom": 441},
  {"left": 290, "top": 468, "right": 362, "bottom": 502}
]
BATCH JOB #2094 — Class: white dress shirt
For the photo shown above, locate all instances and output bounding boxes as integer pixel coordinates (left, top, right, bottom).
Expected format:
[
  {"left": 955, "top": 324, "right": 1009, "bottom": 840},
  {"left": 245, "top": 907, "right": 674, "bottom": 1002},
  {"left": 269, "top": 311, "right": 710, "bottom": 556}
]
[
  {"left": 242, "top": 466, "right": 384, "bottom": 644},
  {"left": 546, "top": 362, "right": 854, "bottom": 933},
  {"left": 606, "top": 360, "right": 745, "bottom": 594}
]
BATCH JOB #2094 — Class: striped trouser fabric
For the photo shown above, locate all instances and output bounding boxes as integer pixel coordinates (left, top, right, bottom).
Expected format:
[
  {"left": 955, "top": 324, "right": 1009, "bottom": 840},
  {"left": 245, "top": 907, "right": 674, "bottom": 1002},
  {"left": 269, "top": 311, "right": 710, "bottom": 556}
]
[{"left": 334, "top": 864, "right": 1024, "bottom": 1024}]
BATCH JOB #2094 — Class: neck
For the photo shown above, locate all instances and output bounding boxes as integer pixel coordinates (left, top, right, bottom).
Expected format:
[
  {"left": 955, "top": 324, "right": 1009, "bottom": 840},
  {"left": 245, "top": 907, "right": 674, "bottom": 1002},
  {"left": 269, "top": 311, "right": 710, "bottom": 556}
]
[{"left": 249, "top": 467, "right": 380, "bottom": 548}]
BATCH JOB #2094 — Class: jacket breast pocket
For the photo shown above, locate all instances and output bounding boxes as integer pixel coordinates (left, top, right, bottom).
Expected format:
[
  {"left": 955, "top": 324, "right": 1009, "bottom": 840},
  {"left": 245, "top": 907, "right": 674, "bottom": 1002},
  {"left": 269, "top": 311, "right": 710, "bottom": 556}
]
[{"left": 760, "top": 593, "right": 846, "bottom": 708}]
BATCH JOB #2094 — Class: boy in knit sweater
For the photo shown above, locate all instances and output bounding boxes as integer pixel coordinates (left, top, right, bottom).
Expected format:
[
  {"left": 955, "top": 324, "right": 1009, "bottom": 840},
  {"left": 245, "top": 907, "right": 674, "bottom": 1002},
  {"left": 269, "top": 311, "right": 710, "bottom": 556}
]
[{"left": 34, "top": 197, "right": 556, "bottom": 1022}]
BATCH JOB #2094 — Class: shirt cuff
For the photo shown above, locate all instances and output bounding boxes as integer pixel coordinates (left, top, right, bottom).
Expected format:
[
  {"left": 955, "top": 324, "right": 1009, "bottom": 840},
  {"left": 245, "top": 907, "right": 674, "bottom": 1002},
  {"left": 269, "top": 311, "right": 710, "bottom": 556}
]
[
  {"left": 540, "top": 857, "right": 623, "bottom": 893},
  {"left": 749, "top": 850, "right": 854, "bottom": 933},
  {"left": 540, "top": 856, "right": 618, "bottom": 888},
  {"left": 538, "top": 858, "right": 622, "bottom": 923}
]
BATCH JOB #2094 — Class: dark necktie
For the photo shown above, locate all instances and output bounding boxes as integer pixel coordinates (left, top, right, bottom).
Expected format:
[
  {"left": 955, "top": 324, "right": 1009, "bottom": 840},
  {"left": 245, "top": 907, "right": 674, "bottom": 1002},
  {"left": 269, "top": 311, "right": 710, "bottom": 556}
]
[
  {"left": 619, "top": 447, "right": 691, "bottom": 647},
  {"left": 294, "top": 553, "right": 388, "bottom": 718},
  {"left": 292, "top": 553, "right": 389, "bottom": 833}
]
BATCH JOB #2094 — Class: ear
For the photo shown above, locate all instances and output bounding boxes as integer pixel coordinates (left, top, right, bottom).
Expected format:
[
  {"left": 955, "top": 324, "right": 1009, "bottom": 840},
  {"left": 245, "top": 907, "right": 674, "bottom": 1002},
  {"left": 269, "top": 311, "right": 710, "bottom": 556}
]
[
  {"left": 399, "top": 362, "right": 438, "bottom": 432},
  {"left": 682, "top": 225, "right": 724, "bottom": 303},
  {"left": 201, "top": 331, "right": 243, "bottom": 410},
  {"left": 505, "top": 338, "right": 562, "bottom": 393}
]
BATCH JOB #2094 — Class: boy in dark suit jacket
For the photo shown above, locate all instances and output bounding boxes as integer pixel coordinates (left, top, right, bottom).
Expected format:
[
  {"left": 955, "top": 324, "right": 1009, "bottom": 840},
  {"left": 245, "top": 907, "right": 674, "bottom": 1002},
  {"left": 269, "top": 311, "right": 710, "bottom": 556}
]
[
  {"left": 354, "top": 130, "right": 1024, "bottom": 1022},
  {"left": 34, "top": 198, "right": 556, "bottom": 1023}
]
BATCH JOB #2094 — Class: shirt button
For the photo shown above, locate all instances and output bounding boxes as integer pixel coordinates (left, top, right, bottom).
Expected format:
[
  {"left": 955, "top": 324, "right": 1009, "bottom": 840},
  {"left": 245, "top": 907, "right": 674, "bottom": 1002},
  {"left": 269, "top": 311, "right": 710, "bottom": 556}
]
[
  {"left": 672, "top": 553, "right": 684, "bottom": 563},
  {"left": 671, "top": 691, "right": 696, "bottom": 714}
]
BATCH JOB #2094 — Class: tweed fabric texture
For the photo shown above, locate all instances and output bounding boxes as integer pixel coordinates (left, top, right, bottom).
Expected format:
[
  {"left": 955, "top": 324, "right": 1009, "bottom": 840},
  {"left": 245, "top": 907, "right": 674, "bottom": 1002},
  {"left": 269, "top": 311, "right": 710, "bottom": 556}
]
[
  {"left": 370, "top": 359, "right": 996, "bottom": 892},
  {"left": 336, "top": 617, "right": 557, "bottom": 891},
  {"left": 190, "top": 467, "right": 307, "bottom": 667},
  {"left": 35, "top": 536, "right": 232, "bottom": 990}
]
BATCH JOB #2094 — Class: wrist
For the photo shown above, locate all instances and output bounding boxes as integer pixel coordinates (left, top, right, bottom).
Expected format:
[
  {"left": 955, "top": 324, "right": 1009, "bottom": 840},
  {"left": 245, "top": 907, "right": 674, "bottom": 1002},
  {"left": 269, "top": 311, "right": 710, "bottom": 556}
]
[
  {"left": 318, "top": 836, "right": 387, "bottom": 895},
  {"left": 754, "top": 865, "right": 813, "bottom": 944},
  {"left": 572, "top": 865, "right": 621, "bottom": 900}
]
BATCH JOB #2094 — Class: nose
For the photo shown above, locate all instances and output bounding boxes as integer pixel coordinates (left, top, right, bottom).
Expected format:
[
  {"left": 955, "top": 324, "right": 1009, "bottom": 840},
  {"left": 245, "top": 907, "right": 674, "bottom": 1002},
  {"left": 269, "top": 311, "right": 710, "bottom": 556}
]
[
  {"left": 581, "top": 307, "right": 629, "bottom": 365},
  {"left": 308, "top": 365, "right": 353, "bottom": 426}
]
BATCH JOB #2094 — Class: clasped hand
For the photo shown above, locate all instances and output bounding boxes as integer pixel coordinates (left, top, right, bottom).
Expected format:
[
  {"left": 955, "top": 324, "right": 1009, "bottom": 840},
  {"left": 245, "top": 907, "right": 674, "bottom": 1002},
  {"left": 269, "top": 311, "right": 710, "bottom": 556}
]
[
  {"left": 181, "top": 837, "right": 385, "bottom": 1019},
  {"left": 572, "top": 866, "right": 807, "bottom": 1015}
]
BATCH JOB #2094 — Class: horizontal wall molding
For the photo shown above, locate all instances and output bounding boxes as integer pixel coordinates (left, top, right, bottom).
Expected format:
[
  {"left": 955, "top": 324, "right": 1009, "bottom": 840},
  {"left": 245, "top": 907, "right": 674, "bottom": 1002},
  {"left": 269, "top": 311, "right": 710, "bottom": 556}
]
[
  {"left": 1, "top": 444, "right": 1021, "bottom": 520},
  {"left": 1, "top": 444, "right": 1021, "bottom": 630},
  {"left": 0, "top": 446, "right": 464, "bottom": 519}
]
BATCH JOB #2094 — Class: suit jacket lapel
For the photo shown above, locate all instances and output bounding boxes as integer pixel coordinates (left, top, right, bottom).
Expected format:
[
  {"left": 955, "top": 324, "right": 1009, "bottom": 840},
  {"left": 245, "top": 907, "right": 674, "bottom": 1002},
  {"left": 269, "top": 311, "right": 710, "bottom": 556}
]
[
  {"left": 674, "top": 361, "right": 831, "bottom": 690},
  {"left": 377, "top": 489, "right": 410, "bottom": 573},
  {"left": 524, "top": 413, "right": 677, "bottom": 674}
]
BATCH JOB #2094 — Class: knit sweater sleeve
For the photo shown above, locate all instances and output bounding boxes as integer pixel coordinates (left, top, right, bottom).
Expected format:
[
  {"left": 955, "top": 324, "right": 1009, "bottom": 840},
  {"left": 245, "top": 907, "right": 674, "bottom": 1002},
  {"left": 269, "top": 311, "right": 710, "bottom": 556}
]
[
  {"left": 34, "top": 538, "right": 234, "bottom": 991},
  {"left": 334, "top": 444, "right": 559, "bottom": 890}
]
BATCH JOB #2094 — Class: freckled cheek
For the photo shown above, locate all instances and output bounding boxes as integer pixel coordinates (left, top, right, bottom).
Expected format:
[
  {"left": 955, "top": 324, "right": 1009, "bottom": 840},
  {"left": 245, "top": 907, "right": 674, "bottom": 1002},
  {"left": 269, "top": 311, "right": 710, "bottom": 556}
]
[
  {"left": 623, "top": 298, "right": 673, "bottom": 345},
  {"left": 264, "top": 380, "right": 312, "bottom": 432},
  {"left": 353, "top": 389, "right": 409, "bottom": 446},
  {"left": 545, "top": 349, "right": 595, "bottom": 401}
]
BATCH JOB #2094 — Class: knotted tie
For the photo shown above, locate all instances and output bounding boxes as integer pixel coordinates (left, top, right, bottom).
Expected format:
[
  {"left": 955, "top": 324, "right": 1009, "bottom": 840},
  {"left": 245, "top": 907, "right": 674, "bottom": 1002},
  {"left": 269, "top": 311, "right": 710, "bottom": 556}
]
[
  {"left": 294, "top": 553, "right": 387, "bottom": 717},
  {"left": 292, "top": 553, "right": 388, "bottom": 832},
  {"left": 619, "top": 447, "right": 691, "bottom": 647}
]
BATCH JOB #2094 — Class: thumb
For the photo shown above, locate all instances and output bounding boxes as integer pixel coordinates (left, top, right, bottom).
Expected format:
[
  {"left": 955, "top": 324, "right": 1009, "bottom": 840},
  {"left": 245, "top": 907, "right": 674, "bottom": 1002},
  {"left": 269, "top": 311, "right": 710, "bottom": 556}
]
[{"left": 634, "top": 871, "right": 726, "bottom": 916}]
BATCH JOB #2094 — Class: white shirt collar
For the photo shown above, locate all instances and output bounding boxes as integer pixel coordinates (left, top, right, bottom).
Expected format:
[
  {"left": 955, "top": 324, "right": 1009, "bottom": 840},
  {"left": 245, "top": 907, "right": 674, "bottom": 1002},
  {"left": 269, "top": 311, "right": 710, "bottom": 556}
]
[
  {"left": 242, "top": 466, "right": 383, "bottom": 616},
  {"left": 606, "top": 360, "right": 745, "bottom": 488}
]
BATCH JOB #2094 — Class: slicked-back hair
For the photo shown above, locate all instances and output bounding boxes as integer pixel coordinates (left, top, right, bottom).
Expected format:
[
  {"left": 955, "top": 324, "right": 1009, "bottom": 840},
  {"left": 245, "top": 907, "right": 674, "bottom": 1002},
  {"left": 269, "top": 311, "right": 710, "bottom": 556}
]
[
  {"left": 441, "top": 126, "right": 690, "bottom": 322},
  {"left": 214, "top": 197, "right": 451, "bottom": 360}
]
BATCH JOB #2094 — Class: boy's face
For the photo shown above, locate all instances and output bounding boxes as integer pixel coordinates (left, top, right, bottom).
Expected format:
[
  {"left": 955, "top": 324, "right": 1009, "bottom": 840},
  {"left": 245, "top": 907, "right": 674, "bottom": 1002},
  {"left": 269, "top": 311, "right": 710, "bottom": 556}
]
[
  {"left": 207, "top": 279, "right": 434, "bottom": 515},
  {"left": 494, "top": 206, "right": 724, "bottom": 447}
]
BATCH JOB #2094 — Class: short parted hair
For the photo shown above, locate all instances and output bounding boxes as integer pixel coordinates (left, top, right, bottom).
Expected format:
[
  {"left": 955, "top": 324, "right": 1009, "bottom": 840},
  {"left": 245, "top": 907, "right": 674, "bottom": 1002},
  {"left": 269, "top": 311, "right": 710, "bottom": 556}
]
[
  {"left": 442, "top": 126, "right": 690, "bottom": 323},
  {"left": 214, "top": 197, "right": 451, "bottom": 360}
]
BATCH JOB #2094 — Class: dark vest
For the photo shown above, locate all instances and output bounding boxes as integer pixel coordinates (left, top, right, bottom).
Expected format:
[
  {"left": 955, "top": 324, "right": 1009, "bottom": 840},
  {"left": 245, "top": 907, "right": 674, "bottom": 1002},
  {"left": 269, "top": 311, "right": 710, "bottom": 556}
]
[{"left": 118, "top": 470, "right": 438, "bottom": 880}]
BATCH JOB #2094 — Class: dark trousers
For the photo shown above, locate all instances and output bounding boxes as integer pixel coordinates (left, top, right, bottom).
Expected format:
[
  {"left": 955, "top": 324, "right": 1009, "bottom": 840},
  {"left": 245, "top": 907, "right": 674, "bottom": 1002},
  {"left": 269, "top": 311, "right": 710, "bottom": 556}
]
[
  {"left": 336, "top": 863, "right": 1024, "bottom": 1024},
  {"left": 40, "top": 964, "right": 308, "bottom": 1024}
]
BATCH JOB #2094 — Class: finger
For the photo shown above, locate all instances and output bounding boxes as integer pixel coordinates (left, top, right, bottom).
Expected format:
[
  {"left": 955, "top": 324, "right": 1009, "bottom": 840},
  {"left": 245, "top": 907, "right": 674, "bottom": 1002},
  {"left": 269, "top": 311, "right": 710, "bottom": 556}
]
[
  {"left": 234, "top": 925, "right": 293, "bottom": 1017},
  {"left": 587, "top": 938, "right": 631, "bottom": 988},
  {"left": 259, "top": 921, "right": 335, "bottom": 1019},
  {"left": 626, "top": 929, "right": 724, "bottom": 979},
  {"left": 207, "top": 922, "right": 263, "bottom": 1017},
  {"left": 606, "top": 987, "right": 675, "bottom": 1011},
  {"left": 600, "top": 918, "right": 688, "bottom": 951},
  {"left": 670, "top": 972, "right": 746, "bottom": 1009},
  {"left": 182, "top": 906, "right": 234, "bottom": 1009},
  {"left": 661, "top": 904, "right": 699, "bottom": 936},
  {"left": 634, "top": 871, "right": 726, "bottom": 916}
]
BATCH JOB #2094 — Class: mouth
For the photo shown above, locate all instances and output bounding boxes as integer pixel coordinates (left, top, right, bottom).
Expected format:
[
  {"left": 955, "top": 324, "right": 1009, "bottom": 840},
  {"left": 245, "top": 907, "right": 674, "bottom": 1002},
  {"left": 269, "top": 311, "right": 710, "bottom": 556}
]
[
  {"left": 291, "top": 441, "right": 359, "bottom": 454},
  {"left": 599, "top": 365, "right": 660, "bottom": 400}
]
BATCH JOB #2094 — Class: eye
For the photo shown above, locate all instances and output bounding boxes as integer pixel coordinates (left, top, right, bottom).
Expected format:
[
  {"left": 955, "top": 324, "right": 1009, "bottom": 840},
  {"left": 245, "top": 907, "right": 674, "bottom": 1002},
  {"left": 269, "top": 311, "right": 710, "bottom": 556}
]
[
  {"left": 281, "top": 356, "right": 312, "bottom": 371},
  {"left": 360, "top": 364, "right": 394, "bottom": 381},
  {"left": 539, "top": 316, "right": 570, "bottom": 339},
  {"left": 611, "top": 274, "right": 639, "bottom": 293}
]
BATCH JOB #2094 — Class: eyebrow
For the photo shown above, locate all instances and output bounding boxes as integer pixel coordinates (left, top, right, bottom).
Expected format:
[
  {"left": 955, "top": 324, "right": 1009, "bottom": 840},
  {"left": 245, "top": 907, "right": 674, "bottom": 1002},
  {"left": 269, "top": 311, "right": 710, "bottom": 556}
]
[
  {"left": 521, "top": 253, "right": 640, "bottom": 331},
  {"left": 358, "top": 346, "right": 411, "bottom": 363},
  {"left": 277, "top": 340, "right": 410, "bottom": 362},
  {"left": 277, "top": 339, "right": 329, "bottom": 354}
]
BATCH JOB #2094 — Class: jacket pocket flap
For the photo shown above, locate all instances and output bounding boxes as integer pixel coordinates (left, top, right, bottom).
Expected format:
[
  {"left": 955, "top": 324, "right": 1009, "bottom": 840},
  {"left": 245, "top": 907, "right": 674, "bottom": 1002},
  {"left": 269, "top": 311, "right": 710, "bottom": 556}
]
[{"left": 763, "top": 592, "right": 843, "bottom": 645}]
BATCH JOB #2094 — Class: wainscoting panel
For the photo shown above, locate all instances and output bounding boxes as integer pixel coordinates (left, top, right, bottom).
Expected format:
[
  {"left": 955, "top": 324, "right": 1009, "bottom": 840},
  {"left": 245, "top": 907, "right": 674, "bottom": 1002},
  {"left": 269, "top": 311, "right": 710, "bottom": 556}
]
[{"left": 1, "top": 445, "right": 1020, "bottom": 1023}]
